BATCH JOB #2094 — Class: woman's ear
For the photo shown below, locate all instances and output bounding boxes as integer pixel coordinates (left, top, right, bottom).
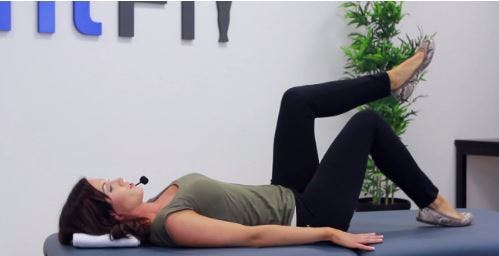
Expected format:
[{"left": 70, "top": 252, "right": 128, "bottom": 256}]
[{"left": 112, "top": 213, "right": 124, "bottom": 221}]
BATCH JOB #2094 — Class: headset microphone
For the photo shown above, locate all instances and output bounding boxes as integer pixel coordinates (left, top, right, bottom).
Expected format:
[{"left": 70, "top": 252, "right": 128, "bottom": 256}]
[{"left": 135, "top": 176, "right": 149, "bottom": 186}]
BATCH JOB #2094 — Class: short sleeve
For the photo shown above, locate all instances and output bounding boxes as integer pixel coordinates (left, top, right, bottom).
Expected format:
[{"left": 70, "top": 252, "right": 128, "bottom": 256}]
[{"left": 149, "top": 198, "right": 195, "bottom": 247}]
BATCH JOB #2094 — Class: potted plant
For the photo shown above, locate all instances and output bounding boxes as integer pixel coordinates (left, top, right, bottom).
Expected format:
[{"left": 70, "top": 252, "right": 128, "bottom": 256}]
[{"left": 340, "top": 1, "right": 435, "bottom": 211}]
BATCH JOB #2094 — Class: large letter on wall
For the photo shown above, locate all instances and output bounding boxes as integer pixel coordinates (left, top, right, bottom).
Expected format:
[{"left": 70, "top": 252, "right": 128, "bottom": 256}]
[
  {"left": 181, "top": 1, "right": 194, "bottom": 40},
  {"left": 216, "top": 1, "right": 231, "bottom": 42},
  {"left": 73, "top": 1, "right": 101, "bottom": 36},
  {"left": 0, "top": 1, "right": 11, "bottom": 31},
  {"left": 38, "top": 1, "right": 55, "bottom": 33},
  {"left": 118, "top": 1, "right": 166, "bottom": 37}
]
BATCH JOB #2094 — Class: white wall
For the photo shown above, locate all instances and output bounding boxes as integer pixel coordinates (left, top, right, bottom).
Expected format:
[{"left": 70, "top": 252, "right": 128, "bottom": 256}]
[
  {"left": 468, "top": 156, "right": 499, "bottom": 210},
  {"left": 1, "top": 2, "right": 498, "bottom": 255},
  {"left": 393, "top": 2, "right": 499, "bottom": 210}
]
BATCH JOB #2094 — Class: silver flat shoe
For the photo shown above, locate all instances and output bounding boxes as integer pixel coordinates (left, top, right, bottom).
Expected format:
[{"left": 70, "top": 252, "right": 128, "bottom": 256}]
[
  {"left": 392, "top": 39, "right": 435, "bottom": 102},
  {"left": 417, "top": 39, "right": 435, "bottom": 73},
  {"left": 416, "top": 207, "right": 473, "bottom": 227}
]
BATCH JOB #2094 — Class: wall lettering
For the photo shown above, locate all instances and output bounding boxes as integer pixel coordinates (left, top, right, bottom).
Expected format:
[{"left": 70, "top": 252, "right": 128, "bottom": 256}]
[
  {"left": 118, "top": 1, "right": 166, "bottom": 37},
  {"left": 38, "top": 1, "right": 55, "bottom": 33},
  {"left": 0, "top": 1, "right": 231, "bottom": 42}
]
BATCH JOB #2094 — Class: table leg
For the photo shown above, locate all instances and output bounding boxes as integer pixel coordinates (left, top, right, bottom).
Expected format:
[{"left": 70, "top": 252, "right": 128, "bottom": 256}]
[{"left": 456, "top": 152, "right": 467, "bottom": 208}]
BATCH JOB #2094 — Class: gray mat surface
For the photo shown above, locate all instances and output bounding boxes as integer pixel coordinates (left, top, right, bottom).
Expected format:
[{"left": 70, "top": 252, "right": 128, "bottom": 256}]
[{"left": 44, "top": 208, "right": 499, "bottom": 256}]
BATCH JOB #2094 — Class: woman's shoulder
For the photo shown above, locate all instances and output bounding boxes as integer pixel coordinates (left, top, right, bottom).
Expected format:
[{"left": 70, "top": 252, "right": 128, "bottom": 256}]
[
  {"left": 182, "top": 172, "right": 206, "bottom": 178},
  {"left": 175, "top": 172, "right": 210, "bottom": 184}
]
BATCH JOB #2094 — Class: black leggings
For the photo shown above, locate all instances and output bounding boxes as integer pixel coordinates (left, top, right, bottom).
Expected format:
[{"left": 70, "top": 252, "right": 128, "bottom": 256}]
[{"left": 270, "top": 72, "right": 439, "bottom": 231}]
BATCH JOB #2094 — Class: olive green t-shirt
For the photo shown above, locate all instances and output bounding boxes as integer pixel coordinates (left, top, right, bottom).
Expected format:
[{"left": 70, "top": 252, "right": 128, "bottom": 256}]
[{"left": 148, "top": 172, "right": 296, "bottom": 247}]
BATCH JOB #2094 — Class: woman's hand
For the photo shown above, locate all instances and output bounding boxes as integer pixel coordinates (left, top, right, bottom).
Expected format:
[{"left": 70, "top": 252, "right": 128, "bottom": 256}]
[{"left": 328, "top": 229, "right": 384, "bottom": 251}]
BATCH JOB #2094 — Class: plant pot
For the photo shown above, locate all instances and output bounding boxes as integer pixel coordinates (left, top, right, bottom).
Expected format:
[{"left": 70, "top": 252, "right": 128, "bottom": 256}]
[{"left": 355, "top": 197, "right": 411, "bottom": 212}]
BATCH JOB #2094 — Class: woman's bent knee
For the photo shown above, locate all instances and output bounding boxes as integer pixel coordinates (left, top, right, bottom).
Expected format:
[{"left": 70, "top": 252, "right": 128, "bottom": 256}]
[
  {"left": 282, "top": 86, "right": 306, "bottom": 105},
  {"left": 351, "top": 109, "right": 381, "bottom": 123},
  {"left": 279, "top": 86, "right": 313, "bottom": 114}
]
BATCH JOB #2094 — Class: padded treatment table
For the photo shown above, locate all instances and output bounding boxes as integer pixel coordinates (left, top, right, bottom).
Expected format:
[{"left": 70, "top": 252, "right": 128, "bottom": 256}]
[{"left": 44, "top": 208, "right": 499, "bottom": 256}]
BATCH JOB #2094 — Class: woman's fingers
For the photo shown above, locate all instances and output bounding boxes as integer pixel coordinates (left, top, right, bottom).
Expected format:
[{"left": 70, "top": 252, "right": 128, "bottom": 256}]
[
  {"left": 365, "top": 238, "right": 384, "bottom": 244},
  {"left": 356, "top": 234, "right": 383, "bottom": 251},
  {"left": 358, "top": 232, "right": 381, "bottom": 237},
  {"left": 362, "top": 238, "right": 383, "bottom": 243},
  {"left": 357, "top": 233, "right": 384, "bottom": 244},
  {"left": 358, "top": 233, "right": 383, "bottom": 238},
  {"left": 357, "top": 243, "right": 376, "bottom": 251}
]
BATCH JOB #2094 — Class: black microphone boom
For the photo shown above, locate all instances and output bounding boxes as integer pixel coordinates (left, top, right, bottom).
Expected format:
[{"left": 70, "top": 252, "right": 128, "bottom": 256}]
[{"left": 135, "top": 176, "right": 149, "bottom": 186}]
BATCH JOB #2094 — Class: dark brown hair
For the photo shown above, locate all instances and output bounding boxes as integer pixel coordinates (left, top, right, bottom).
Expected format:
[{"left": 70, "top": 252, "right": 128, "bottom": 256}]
[{"left": 58, "top": 178, "right": 151, "bottom": 245}]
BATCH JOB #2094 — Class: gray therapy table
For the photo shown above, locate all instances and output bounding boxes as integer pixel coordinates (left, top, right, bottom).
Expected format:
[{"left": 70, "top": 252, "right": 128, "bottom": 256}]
[{"left": 44, "top": 208, "right": 499, "bottom": 256}]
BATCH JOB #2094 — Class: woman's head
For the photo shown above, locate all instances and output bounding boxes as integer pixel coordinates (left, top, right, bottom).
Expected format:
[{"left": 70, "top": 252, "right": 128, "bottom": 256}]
[
  {"left": 87, "top": 177, "right": 144, "bottom": 217},
  {"left": 58, "top": 177, "right": 150, "bottom": 245}
]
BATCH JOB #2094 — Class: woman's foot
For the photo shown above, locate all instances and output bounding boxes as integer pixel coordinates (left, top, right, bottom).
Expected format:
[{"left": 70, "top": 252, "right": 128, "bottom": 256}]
[
  {"left": 428, "top": 193, "right": 467, "bottom": 221},
  {"left": 387, "top": 49, "right": 425, "bottom": 91}
]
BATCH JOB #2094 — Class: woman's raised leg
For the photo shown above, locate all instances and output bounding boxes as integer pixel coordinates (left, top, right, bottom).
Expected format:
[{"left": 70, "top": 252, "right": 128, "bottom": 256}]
[
  {"left": 298, "top": 110, "right": 439, "bottom": 230},
  {"left": 271, "top": 72, "right": 391, "bottom": 193}
]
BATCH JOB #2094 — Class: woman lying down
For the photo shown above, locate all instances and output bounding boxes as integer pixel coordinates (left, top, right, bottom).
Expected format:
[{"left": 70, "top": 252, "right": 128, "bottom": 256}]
[{"left": 58, "top": 39, "right": 472, "bottom": 252}]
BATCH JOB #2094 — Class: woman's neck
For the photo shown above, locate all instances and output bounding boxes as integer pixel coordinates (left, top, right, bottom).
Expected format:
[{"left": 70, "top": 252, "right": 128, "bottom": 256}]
[{"left": 132, "top": 184, "right": 179, "bottom": 221}]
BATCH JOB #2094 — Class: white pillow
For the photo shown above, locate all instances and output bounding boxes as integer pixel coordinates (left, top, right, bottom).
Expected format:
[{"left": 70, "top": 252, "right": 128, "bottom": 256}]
[{"left": 72, "top": 233, "right": 140, "bottom": 248}]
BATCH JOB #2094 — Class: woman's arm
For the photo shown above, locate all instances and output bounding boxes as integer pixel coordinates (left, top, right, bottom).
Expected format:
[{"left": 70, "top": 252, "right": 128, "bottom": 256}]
[
  {"left": 252, "top": 225, "right": 382, "bottom": 251},
  {"left": 166, "top": 210, "right": 382, "bottom": 250},
  {"left": 250, "top": 224, "right": 331, "bottom": 247},
  {"left": 165, "top": 209, "right": 256, "bottom": 247}
]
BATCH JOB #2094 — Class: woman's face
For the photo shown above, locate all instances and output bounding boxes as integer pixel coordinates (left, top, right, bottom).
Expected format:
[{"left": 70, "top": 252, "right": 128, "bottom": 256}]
[{"left": 87, "top": 177, "right": 144, "bottom": 217}]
